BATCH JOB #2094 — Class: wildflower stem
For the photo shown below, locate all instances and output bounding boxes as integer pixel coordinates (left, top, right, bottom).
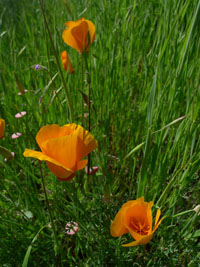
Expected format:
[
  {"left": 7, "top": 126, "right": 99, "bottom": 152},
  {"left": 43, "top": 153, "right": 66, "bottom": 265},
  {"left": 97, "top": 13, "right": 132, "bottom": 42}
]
[
  {"left": 81, "top": 56, "right": 84, "bottom": 126},
  {"left": 38, "top": 0, "right": 73, "bottom": 122},
  {"left": 83, "top": 53, "right": 91, "bottom": 180},
  {"left": 88, "top": 79, "right": 91, "bottom": 132},
  {"left": 39, "top": 161, "right": 60, "bottom": 254},
  {"left": 88, "top": 81, "right": 91, "bottom": 179}
]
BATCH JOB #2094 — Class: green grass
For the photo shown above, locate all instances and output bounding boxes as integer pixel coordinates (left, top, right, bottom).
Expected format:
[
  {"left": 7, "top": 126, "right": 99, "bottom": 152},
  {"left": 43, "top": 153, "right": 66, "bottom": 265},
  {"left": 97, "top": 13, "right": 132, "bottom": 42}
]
[{"left": 0, "top": 0, "right": 200, "bottom": 266}]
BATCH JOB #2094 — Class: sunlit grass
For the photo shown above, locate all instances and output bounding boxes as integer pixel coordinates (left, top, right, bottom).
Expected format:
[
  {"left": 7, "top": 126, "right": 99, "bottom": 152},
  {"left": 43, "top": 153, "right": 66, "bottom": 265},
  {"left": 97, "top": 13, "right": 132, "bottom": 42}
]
[{"left": 0, "top": 0, "right": 200, "bottom": 265}]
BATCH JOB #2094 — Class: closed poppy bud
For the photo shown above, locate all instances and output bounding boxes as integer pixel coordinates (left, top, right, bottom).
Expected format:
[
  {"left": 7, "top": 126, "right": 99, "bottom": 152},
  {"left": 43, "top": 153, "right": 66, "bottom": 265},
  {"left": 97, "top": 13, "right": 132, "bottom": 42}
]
[
  {"left": 110, "top": 196, "right": 165, "bottom": 247},
  {"left": 0, "top": 119, "right": 5, "bottom": 140},
  {"left": 61, "top": 51, "right": 74, "bottom": 74},
  {"left": 23, "top": 124, "right": 98, "bottom": 181},
  {"left": 62, "top": 18, "right": 95, "bottom": 54}
]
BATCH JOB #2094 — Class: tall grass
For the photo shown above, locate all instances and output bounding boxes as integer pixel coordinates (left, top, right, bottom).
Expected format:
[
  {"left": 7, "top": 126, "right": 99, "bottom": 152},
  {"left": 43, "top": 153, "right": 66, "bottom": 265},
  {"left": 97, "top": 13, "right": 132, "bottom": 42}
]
[{"left": 0, "top": 0, "right": 200, "bottom": 265}]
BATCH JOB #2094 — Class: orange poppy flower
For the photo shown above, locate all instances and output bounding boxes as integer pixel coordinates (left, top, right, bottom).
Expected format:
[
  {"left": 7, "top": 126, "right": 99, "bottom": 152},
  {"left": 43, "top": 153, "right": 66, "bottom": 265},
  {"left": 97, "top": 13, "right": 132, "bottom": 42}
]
[
  {"left": 0, "top": 118, "right": 5, "bottom": 140},
  {"left": 62, "top": 18, "right": 95, "bottom": 53},
  {"left": 61, "top": 51, "right": 74, "bottom": 74},
  {"left": 110, "top": 196, "right": 165, "bottom": 247},
  {"left": 23, "top": 124, "right": 98, "bottom": 181}
]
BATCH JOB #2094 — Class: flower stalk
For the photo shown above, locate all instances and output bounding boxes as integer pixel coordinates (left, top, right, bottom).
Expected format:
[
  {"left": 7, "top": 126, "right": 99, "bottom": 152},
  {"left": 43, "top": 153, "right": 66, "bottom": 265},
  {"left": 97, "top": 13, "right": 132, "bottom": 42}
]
[
  {"left": 39, "top": 161, "right": 59, "bottom": 253},
  {"left": 83, "top": 53, "right": 92, "bottom": 181}
]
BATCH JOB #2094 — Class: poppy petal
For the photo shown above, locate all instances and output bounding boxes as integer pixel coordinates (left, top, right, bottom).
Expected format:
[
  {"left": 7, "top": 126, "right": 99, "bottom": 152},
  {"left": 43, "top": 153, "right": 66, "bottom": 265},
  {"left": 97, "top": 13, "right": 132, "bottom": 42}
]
[
  {"left": 147, "top": 201, "right": 153, "bottom": 232},
  {"left": 125, "top": 202, "right": 151, "bottom": 231},
  {"left": 110, "top": 208, "right": 129, "bottom": 237},
  {"left": 122, "top": 197, "right": 144, "bottom": 209},
  {"left": 46, "top": 161, "right": 73, "bottom": 179},
  {"left": 24, "top": 149, "right": 74, "bottom": 178},
  {"left": 63, "top": 18, "right": 95, "bottom": 53},
  {"left": 153, "top": 215, "right": 166, "bottom": 232},
  {"left": 65, "top": 18, "right": 84, "bottom": 28},
  {"left": 62, "top": 28, "right": 82, "bottom": 53},
  {"left": 75, "top": 126, "right": 98, "bottom": 161},
  {"left": 23, "top": 149, "right": 59, "bottom": 164},
  {"left": 125, "top": 225, "right": 145, "bottom": 241},
  {"left": 65, "top": 21, "right": 76, "bottom": 28},
  {"left": 154, "top": 209, "right": 161, "bottom": 227},
  {"left": 64, "top": 123, "right": 79, "bottom": 131},
  {"left": 122, "top": 239, "right": 140, "bottom": 247},
  {"left": 77, "top": 159, "right": 88, "bottom": 170},
  {"left": 122, "top": 232, "right": 154, "bottom": 247},
  {"left": 85, "top": 19, "right": 95, "bottom": 43},
  {"left": 57, "top": 173, "right": 76, "bottom": 181},
  {"left": 61, "top": 51, "right": 74, "bottom": 74},
  {"left": 71, "top": 21, "right": 89, "bottom": 53},
  {"left": 42, "top": 135, "right": 77, "bottom": 171},
  {"left": 24, "top": 148, "right": 72, "bottom": 169},
  {"left": 0, "top": 118, "right": 5, "bottom": 139},
  {"left": 36, "top": 124, "right": 73, "bottom": 149}
]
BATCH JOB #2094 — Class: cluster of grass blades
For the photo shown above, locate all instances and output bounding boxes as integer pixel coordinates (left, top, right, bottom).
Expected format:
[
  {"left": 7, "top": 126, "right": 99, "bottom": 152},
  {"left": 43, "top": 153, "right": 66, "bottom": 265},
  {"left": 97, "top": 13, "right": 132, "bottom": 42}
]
[{"left": 0, "top": 0, "right": 200, "bottom": 266}]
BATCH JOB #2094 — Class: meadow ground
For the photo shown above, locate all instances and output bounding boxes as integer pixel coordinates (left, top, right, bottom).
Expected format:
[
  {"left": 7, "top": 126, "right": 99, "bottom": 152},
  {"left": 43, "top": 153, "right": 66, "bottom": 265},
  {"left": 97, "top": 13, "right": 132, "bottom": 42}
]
[{"left": 0, "top": 0, "right": 200, "bottom": 266}]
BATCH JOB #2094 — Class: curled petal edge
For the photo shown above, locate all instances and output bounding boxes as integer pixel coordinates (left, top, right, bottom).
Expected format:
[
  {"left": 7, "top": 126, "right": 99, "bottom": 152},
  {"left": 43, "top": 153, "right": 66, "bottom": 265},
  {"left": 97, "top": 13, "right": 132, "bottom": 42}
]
[
  {"left": 122, "top": 233, "right": 154, "bottom": 247},
  {"left": 23, "top": 149, "right": 73, "bottom": 173}
]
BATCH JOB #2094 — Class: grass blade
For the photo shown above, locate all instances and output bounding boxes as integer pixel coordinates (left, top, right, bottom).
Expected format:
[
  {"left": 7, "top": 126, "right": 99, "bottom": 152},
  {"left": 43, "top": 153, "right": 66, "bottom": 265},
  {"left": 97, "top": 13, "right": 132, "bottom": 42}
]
[{"left": 22, "top": 224, "right": 48, "bottom": 267}]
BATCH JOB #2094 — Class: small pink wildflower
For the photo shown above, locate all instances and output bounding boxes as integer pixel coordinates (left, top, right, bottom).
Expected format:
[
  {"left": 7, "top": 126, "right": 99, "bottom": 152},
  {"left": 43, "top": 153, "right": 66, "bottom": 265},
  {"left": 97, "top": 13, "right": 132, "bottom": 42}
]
[
  {"left": 18, "top": 90, "right": 28, "bottom": 96},
  {"left": 102, "top": 194, "right": 112, "bottom": 203},
  {"left": 15, "top": 111, "right": 27, "bottom": 119},
  {"left": 5, "top": 152, "right": 15, "bottom": 162},
  {"left": 12, "top": 132, "right": 22, "bottom": 139},
  {"left": 84, "top": 113, "right": 89, "bottom": 118},
  {"left": 65, "top": 222, "right": 79, "bottom": 235},
  {"left": 85, "top": 166, "right": 99, "bottom": 175}
]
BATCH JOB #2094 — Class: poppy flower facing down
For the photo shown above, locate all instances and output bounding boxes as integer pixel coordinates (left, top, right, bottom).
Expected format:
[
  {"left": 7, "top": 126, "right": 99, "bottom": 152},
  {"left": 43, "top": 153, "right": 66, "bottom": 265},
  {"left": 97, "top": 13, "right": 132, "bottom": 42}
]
[
  {"left": 23, "top": 124, "right": 98, "bottom": 181},
  {"left": 62, "top": 18, "right": 95, "bottom": 53},
  {"left": 61, "top": 51, "right": 74, "bottom": 74},
  {"left": 110, "top": 197, "right": 165, "bottom": 247},
  {"left": 0, "top": 119, "right": 5, "bottom": 140}
]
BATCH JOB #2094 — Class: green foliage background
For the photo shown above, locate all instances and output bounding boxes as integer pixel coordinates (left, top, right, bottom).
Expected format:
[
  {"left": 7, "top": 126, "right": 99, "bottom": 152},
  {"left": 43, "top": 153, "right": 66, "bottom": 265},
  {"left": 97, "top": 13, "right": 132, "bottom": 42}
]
[{"left": 0, "top": 0, "right": 200, "bottom": 266}]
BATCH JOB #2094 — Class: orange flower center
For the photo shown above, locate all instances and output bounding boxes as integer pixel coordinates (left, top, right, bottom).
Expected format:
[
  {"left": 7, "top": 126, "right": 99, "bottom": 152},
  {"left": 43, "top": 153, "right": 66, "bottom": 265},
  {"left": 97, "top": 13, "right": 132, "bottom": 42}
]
[{"left": 129, "top": 218, "right": 150, "bottom": 235}]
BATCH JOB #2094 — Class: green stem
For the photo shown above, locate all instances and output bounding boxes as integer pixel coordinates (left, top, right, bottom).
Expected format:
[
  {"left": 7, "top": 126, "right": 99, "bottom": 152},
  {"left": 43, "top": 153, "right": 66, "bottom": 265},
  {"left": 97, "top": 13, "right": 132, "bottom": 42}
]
[
  {"left": 81, "top": 55, "right": 84, "bottom": 126},
  {"left": 88, "top": 82, "right": 91, "bottom": 178},
  {"left": 39, "top": 162, "right": 59, "bottom": 254},
  {"left": 83, "top": 53, "right": 91, "bottom": 179},
  {"left": 38, "top": 0, "right": 73, "bottom": 122}
]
